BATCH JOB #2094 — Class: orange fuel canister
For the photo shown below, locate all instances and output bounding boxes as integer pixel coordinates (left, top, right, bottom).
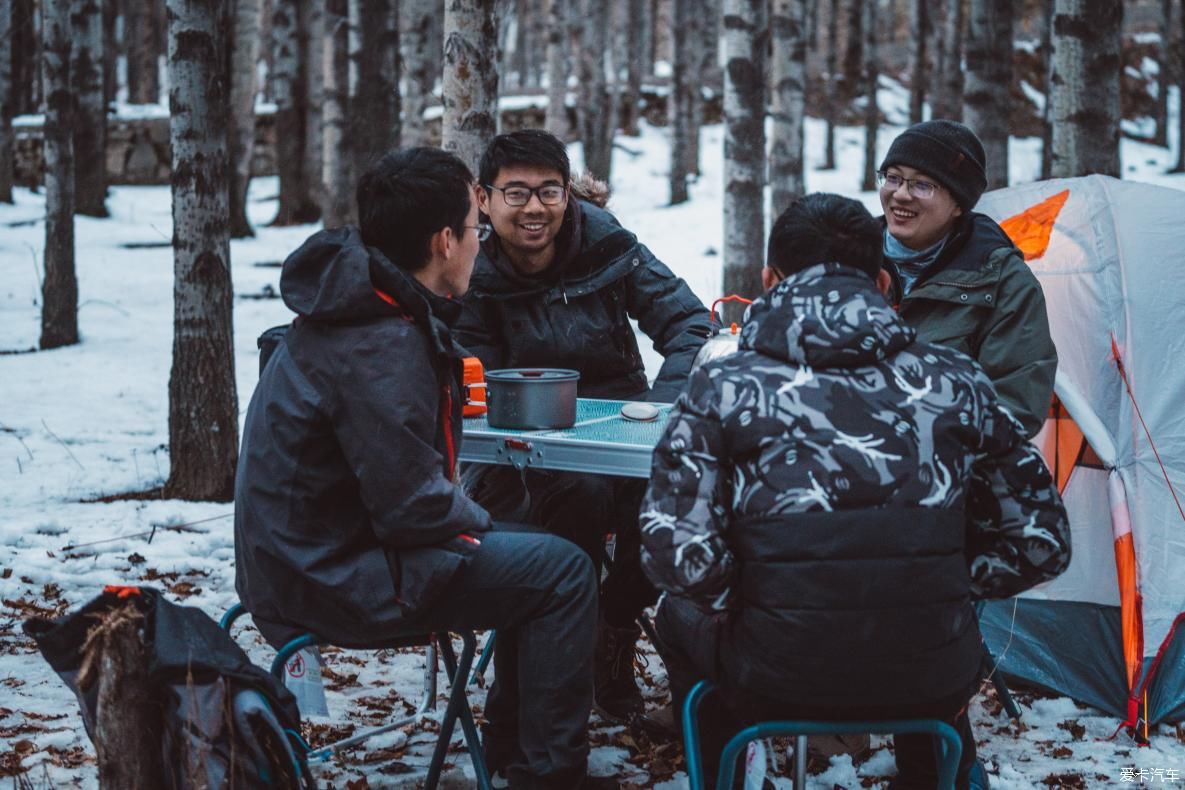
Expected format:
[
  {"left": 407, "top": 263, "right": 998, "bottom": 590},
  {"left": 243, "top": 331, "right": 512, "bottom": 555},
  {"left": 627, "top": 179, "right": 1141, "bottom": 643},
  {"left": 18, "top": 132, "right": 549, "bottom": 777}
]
[{"left": 462, "top": 356, "right": 487, "bottom": 417}]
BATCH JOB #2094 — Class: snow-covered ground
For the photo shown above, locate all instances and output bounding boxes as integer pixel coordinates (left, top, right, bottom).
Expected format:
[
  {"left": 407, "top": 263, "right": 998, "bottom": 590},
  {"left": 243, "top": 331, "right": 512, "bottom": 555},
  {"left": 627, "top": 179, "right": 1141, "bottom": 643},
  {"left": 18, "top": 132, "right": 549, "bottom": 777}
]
[{"left": 3, "top": 103, "right": 1185, "bottom": 787}]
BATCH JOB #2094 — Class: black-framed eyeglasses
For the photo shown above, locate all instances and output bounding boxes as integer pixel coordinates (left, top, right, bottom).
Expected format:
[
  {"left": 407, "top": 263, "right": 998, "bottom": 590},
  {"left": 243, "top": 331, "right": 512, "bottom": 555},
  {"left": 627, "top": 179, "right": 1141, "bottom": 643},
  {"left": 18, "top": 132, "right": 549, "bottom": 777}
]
[
  {"left": 876, "top": 171, "right": 940, "bottom": 199},
  {"left": 485, "top": 183, "right": 567, "bottom": 207},
  {"left": 466, "top": 222, "right": 493, "bottom": 242}
]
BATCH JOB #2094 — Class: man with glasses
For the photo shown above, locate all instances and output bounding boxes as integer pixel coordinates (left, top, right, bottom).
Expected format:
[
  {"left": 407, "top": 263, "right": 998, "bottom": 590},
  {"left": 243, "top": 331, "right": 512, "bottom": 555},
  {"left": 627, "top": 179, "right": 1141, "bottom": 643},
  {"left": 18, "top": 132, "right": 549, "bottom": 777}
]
[
  {"left": 455, "top": 130, "right": 713, "bottom": 741},
  {"left": 234, "top": 148, "right": 605, "bottom": 789},
  {"left": 878, "top": 120, "right": 1056, "bottom": 436}
]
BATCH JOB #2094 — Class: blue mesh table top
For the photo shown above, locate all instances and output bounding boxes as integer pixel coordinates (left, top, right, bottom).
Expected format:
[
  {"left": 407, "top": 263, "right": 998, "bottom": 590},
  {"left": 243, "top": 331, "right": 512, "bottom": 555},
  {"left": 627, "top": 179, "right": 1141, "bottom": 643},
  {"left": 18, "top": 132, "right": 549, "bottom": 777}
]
[{"left": 460, "top": 398, "right": 674, "bottom": 478}]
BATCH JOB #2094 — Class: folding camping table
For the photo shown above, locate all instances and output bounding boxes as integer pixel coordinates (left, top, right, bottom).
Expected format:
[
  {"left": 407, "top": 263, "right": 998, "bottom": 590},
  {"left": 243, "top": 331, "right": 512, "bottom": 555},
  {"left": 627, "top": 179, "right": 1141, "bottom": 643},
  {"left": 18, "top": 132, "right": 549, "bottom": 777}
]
[{"left": 459, "top": 398, "right": 673, "bottom": 478}]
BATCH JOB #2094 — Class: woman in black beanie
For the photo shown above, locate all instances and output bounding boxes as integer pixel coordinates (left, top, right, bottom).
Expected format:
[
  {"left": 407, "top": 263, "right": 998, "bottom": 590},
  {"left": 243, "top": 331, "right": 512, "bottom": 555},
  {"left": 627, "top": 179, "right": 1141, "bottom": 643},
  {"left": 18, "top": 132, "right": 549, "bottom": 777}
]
[{"left": 877, "top": 119, "right": 1056, "bottom": 439}]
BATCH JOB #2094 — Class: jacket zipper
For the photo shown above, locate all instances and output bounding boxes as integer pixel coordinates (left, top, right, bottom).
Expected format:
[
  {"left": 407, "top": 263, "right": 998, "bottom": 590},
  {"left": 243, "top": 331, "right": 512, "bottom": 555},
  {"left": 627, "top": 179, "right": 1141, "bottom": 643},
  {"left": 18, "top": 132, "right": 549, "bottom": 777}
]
[{"left": 441, "top": 382, "right": 457, "bottom": 482}]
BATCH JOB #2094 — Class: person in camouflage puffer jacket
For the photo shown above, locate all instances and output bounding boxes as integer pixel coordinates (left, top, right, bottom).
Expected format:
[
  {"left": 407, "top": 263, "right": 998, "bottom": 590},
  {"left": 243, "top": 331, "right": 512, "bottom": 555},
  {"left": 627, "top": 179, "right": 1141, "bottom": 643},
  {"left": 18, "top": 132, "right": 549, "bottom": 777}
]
[{"left": 641, "top": 194, "right": 1070, "bottom": 789}]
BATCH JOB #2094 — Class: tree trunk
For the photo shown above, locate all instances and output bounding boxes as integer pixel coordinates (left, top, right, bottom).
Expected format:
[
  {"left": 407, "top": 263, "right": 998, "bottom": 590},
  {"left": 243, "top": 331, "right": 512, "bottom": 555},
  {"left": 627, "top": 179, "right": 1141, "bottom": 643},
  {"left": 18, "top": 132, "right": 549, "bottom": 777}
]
[
  {"left": 41, "top": 0, "right": 78, "bottom": 350},
  {"left": 621, "top": 0, "right": 646, "bottom": 136},
  {"left": 165, "top": 0, "right": 238, "bottom": 501},
  {"left": 722, "top": 0, "right": 766, "bottom": 321},
  {"left": 12, "top": 0, "right": 38, "bottom": 116},
  {"left": 544, "top": 0, "right": 567, "bottom": 136},
  {"left": 1040, "top": 0, "right": 1054, "bottom": 179},
  {"left": 820, "top": 0, "right": 838, "bottom": 169},
  {"left": 1154, "top": 0, "right": 1172, "bottom": 148},
  {"left": 964, "top": 0, "right": 1011, "bottom": 189},
  {"left": 931, "top": 0, "right": 964, "bottom": 121},
  {"left": 73, "top": 0, "right": 108, "bottom": 217},
  {"left": 77, "top": 603, "right": 166, "bottom": 788},
  {"left": 228, "top": 0, "right": 262, "bottom": 238},
  {"left": 403, "top": 0, "right": 437, "bottom": 146},
  {"left": 860, "top": 0, "right": 878, "bottom": 192},
  {"left": 350, "top": 0, "right": 399, "bottom": 178},
  {"left": 126, "top": 0, "right": 163, "bottom": 103},
  {"left": 770, "top": 0, "right": 806, "bottom": 218},
  {"left": 1050, "top": 0, "right": 1122, "bottom": 178},
  {"left": 102, "top": 0, "right": 118, "bottom": 105},
  {"left": 303, "top": 0, "right": 324, "bottom": 213},
  {"left": 322, "top": 0, "right": 353, "bottom": 226},
  {"left": 907, "top": 0, "right": 926, "bottom": 125},
  {"left": 578, "top": 0, "right": 614, "bottom": 181},
  {"left": 442, "top": 0, "right": 498, "bottom": 173},
  {"left": 0, "top": 0, "right": 13, "bottom": 203},
  {"left": 669, "top": 0, "right": 697, "bottom": 203},
  {"left": 689, "top": 0, "right": 719, "bottom": 176},
  {"left": 1173, "top": 0, "right": 1185, "bottom": 172},
  {"left": 841, "top": 0, "right": 862, "bottom": 94},
  {"left": 271, "top": 0, "right": 320, "bottom": 224}
]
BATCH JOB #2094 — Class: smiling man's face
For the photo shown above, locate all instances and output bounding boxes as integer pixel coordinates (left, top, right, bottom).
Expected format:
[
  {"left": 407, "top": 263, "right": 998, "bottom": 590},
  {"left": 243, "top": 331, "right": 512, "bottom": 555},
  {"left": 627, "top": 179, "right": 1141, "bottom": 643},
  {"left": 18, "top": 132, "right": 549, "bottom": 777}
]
[{"left": 478, "top": 164, "right": 569, "bottom": 275}]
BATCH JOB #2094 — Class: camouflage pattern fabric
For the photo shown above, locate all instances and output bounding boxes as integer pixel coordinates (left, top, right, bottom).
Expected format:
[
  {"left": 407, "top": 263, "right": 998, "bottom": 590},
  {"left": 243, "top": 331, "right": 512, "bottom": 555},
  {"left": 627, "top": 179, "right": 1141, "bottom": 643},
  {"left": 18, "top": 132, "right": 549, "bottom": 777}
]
[{"left": 640, "top": 263, "right": 1070, "bottom": 612}]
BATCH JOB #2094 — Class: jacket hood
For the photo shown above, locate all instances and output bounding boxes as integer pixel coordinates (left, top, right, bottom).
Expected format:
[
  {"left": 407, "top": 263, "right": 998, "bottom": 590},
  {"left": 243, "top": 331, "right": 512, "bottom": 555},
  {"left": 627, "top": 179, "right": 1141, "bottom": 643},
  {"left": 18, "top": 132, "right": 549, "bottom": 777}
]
[
  {"left": 281, "top": 226, "right": 461, "bottom": 354},
  {"left": 739, "top": 263, "right": 915, "bottom": 368}
]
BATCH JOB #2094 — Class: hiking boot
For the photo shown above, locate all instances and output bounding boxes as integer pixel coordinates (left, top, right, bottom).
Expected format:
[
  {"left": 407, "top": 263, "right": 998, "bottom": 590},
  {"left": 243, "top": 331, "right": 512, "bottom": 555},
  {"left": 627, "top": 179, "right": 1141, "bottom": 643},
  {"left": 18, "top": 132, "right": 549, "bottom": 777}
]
[
  {"left": 594, "top": 619, "right": 645, "bottom": 722},
  {"left": 631, "top": 701, "right": 677, "bottom": 740}
]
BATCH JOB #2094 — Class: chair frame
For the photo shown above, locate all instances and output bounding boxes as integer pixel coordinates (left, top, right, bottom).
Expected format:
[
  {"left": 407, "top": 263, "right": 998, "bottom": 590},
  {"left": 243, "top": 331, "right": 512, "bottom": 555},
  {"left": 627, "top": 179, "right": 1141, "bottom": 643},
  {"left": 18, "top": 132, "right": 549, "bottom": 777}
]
[
  {"left": 681, "top": 680, "right": 963, "bottom": 790},
  {"left": 220, "top": 603, "right": 492, "bottom": 790}
]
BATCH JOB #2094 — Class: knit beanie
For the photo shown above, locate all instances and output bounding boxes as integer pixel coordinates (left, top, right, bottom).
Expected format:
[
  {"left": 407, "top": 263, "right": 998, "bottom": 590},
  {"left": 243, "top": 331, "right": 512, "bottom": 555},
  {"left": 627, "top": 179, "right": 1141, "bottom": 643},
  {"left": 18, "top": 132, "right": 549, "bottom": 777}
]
[{"left": 879, "top": 120, "right": 988, "bottom": 210}]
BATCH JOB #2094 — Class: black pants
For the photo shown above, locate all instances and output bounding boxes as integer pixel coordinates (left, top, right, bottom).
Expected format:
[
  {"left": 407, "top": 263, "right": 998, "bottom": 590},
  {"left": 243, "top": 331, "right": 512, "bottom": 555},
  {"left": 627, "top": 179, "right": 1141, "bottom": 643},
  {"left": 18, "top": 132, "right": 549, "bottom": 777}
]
[
  {"left": 654, "top": 596, "right": 979, "bottom": 789},
  {"left": 405, "top": 526, "right": 597, "bottom": 789},
  {"left": 463, "top": 465, "right": 658, "bottom": 627}
]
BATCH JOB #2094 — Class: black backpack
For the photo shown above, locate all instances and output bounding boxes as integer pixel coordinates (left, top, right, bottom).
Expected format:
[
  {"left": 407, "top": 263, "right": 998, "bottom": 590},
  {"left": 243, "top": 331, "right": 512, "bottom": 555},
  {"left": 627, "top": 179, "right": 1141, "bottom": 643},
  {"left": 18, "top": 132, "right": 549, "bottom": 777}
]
[{"left": 25, "top": 586, "right": 315, "bottom": 789}]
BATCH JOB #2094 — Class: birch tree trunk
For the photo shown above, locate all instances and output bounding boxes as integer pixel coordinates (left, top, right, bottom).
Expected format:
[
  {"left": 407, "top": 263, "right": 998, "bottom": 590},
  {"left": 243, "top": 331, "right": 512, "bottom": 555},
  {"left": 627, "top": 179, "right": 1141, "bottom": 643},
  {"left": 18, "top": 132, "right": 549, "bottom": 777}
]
[
  {"left": 72, "top": 0, "right": 107, "bottom": 217},
  {"left": 127, "top": 0, "right": 163, "bottom": 103},
  {"left": 1154, "top": 0, "right": 1172, "bottom": 148},
  {"left": 770, "top": 0, "right": 807, "bottom": 218},
  {"left": 228, "top": 0, "right": 262, "bottom": 238},
  {"left": 12, "top": 0, "right": 37, "bottom": 116},
  {"left": 860, "top": 0, "right": 878, "bottom": 192},
  {"left": 931, "top": 0, "right": 964, "bottom": 121},
  {"left": 544, "top": 0, "right": 567, "bottom": 136},
  {"left": 820, "top": 0, "right": 838, "bottom": 169},
  {"left": 271, "top": 0, "right": 320, "bottom": 224},
  {"left": 303, "top": 1, "right": 324, "bottom": 214},
  {"left": 669, "top": 0, "right": 698, "bottom": 203},
  {"left": 322, "top": 0, "right": 353, "bottom": 226},
  {"left": 907, "top": 0, "right": 926, "bottom": 125},
  {"left": 350, "top": 0, "right": 399, "bottom": 177},
  {"left": 442, "top": 0, "right": 498, "bottom": 173},
  {"left": 1040, "top": 0, "right": 1054, "bottom": 179},
  {"left": 722, "top": 0, "right": 766, "bottom": 321},
  {"left": 1050, "top": 0, "right": 1122, "bottom": 177},
  {"left": 41, "top": 0, "right": 78, "bottom": 350},
  {"left": 688, "top": 0, "right": 719, "bottom": 177},
  {"left": 403, "top": 0, "right": 437, "bottom": 146},
  {"left": 964, "top": 0, "right": 1011, "bottom": 189},
  {"left": 578, "top": 0, "right": 613, "bottom": 182},
  {"left": 0, "top": 0, "right": 13, "bottom": 203},
  {"left": 841, "top": 0, "right": 862, "bottom": 93},
  {"left": 621, "top": 0, "right": 646, "bottom": 136},
  {"left": 165, "top": 0, "right": 238, "bottom": 501}
]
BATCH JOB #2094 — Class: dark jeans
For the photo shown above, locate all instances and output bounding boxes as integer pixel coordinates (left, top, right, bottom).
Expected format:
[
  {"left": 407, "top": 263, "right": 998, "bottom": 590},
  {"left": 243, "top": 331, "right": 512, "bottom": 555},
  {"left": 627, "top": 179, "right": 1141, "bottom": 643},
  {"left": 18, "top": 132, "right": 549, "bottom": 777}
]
[
  {"left": 406, "top": 526, "right": 597, "bottom": 789},
  {"left": 654, "top": 596, "right": 979, "bottom": 789},
  {"left": 463, "top": 465, "right": 658, "bottom": 627}
]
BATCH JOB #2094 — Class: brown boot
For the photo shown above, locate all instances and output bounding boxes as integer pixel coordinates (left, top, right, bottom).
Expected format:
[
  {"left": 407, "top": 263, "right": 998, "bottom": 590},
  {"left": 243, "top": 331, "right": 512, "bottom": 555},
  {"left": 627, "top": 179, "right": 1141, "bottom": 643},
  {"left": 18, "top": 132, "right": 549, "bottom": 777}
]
[{"left": 593, "top": 619, "right": 645, "bottom": 722}]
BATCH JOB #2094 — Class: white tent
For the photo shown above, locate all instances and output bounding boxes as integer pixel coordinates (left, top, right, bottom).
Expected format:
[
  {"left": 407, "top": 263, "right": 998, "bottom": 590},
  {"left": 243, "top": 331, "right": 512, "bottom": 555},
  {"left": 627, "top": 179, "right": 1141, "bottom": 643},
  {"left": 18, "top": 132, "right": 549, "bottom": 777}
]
[{"left": 975, "top": 175, "right": 1185, "bottom": 728}]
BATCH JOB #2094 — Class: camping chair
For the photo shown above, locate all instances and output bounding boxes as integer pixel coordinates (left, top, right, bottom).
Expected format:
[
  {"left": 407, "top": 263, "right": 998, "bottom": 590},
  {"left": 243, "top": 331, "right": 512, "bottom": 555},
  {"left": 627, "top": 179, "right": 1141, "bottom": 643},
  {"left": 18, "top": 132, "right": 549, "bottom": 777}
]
[
  {"left": 220, "top": 603, "right": 492, "bottom": 790},
  {"left": 681, "top": 680, "right": 962, "bottom": 790}
]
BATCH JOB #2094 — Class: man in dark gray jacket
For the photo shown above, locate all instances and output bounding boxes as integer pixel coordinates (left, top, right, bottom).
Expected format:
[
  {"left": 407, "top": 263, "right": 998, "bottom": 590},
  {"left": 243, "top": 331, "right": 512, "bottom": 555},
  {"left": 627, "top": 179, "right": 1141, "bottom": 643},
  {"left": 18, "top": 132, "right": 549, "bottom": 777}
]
[
  {"left": 456, "top": 130, "right": 714, "bottom": 725},
  {"left": 234, "top": 148, "right": 602, "bottom": 789},
  {"left": 642, "top": 194, "right": 1070, "bottom": 788}
]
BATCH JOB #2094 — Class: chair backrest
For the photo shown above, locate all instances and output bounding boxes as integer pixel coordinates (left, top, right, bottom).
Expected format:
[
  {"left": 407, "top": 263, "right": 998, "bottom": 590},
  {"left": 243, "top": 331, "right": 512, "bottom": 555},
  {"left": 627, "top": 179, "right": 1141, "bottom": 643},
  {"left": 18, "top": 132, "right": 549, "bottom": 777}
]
[{"left": 681, "top": 680, "right": 963, "bottom": 790}]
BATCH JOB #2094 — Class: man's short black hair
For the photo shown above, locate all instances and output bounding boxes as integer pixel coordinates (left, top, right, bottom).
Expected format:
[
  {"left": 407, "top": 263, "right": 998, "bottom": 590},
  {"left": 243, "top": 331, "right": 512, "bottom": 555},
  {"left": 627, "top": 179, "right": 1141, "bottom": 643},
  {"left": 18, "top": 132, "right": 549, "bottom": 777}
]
[
  {"left": 767, "top": 193, "right": 883, "bottom": 280},
  {"left": 478, "top": 129, "right": 571, "bottom": 188},
  {"left": 356, "top": 147, "right": 473, "bottom": 272}
]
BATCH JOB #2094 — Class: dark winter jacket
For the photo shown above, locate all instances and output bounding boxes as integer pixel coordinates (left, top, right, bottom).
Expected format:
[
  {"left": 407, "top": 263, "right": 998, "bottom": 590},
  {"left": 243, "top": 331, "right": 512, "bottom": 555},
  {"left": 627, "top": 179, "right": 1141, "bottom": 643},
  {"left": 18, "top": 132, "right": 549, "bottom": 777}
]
[
  {"left": 640, "top": 264, "right": 1070, "bottom": 708},
  {"left": 234, "top": 227, "right": 491, "bottom": 647},
  {"left": 886, "top": 212, "right": 1058, "bottom": 437},
  {"left": 454, "top": 199, "right": 714, "bottom": 402}
]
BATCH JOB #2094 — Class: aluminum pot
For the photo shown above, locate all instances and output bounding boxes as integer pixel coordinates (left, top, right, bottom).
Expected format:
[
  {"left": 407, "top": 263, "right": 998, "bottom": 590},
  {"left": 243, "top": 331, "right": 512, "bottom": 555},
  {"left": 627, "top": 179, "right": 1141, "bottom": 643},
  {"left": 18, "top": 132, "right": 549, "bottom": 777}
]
[{"left": 485, "top": 368, "right": 580, "bottom": 430}]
